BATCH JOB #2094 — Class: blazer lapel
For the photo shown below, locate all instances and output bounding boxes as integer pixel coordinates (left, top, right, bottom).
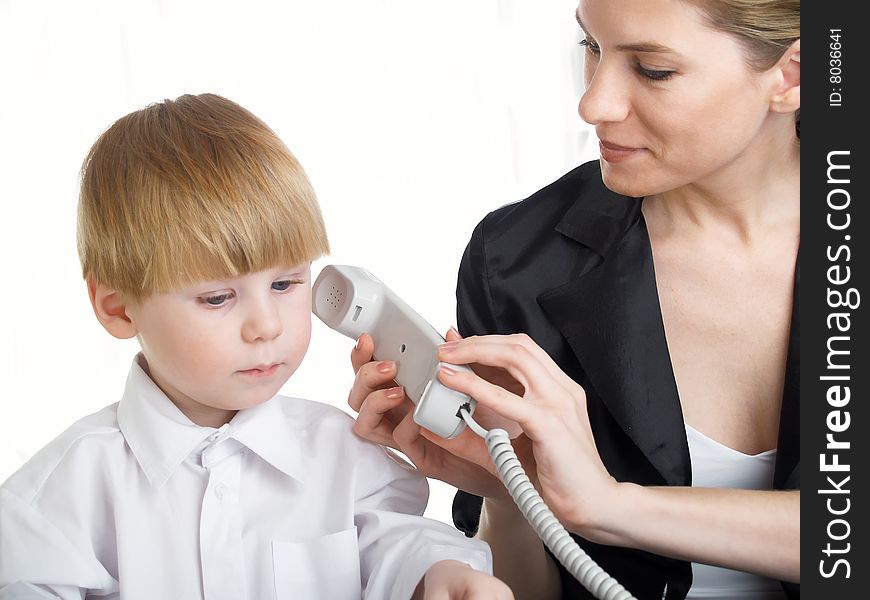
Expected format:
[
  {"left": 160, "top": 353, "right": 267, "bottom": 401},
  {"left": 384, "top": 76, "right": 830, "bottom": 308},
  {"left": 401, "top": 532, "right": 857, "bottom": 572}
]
[
  {"left": 538, "top": 213, "right": 691, "bottom": 487},
  {"left": 775, "top": 252, "right": 800, "bottom": 489}
]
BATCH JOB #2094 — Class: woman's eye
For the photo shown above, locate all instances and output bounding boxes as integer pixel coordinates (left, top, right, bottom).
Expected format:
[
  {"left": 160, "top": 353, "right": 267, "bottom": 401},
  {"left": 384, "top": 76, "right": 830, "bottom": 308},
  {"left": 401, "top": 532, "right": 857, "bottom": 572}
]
[
  {"left": 272, "top": 279, "right": 301, "bottom": 292},
  {"left": 199, "top": 292, "right": 234, "bottom": 307},
  {"left": 637, "top": 65, "right": 675, "bottom": 81},
  {"left": 579, "top": 38, "right": 601, "bottom": 55}
]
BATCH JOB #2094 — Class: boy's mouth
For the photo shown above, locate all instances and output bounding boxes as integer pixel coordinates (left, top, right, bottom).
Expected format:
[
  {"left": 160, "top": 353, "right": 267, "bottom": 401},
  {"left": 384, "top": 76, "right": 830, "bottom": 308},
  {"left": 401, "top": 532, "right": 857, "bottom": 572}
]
[{"left": 237, "top": 363, "right": 282, "bottom": 378}]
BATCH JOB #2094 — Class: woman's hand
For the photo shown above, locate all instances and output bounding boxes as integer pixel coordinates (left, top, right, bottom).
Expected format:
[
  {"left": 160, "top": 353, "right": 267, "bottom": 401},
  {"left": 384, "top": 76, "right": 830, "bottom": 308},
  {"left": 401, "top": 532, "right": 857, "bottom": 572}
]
[
  {"left": 435, "top": 335, "right": 801, "bottom": 582},
  {"left": 348, "top": 330, "right": 534, "bottom": 500},
  {"left": 436, "top": 334, "right": 622, "bottom": 537}
]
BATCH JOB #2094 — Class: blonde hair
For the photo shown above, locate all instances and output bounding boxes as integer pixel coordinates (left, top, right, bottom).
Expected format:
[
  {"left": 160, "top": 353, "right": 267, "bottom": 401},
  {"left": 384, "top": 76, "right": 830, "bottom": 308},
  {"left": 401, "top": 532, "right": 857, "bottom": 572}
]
[
  {"left": 78, "top": 93, "right": 329, "bottom": 300},
  {"left": 684, "top": 0, "right": 800, "bottom": 70},
  {"left": 684, "top": 0, "right": 799, "bottom": 137}
]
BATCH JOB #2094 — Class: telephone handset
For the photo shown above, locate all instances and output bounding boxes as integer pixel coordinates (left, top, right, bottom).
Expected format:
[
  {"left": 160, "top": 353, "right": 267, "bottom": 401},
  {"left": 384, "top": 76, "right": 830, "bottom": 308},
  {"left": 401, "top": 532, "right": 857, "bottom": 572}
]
[
  {"left": 311, "top": 264, "right": 474, "bottom": 439},
  {"left": 312, "top": 265, "right": 636, "bottom": 600}
]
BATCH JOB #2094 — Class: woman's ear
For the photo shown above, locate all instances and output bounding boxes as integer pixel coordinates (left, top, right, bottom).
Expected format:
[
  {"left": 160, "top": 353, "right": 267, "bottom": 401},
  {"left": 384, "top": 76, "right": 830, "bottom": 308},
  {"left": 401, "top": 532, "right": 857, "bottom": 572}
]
[
  {"left": 770, "top": 38, "right": 800, "bottom": 114},
  {"left": 87, "top": 276, "right": 139, "bottom": 339}
]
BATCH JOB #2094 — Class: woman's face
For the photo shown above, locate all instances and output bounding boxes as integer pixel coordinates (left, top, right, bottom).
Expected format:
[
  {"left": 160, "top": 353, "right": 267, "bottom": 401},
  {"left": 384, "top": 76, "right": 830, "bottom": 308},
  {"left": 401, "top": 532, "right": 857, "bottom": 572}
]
[{"left": 576, "top": 0, "right": 781, "bottom": 197}]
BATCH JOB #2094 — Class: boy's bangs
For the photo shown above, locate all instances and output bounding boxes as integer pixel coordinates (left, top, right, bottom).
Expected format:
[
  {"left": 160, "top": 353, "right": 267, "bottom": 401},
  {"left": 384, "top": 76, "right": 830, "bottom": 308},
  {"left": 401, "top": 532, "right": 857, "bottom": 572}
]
[{"left": 143, "top": 181, "right": 329, "bottom": 293}]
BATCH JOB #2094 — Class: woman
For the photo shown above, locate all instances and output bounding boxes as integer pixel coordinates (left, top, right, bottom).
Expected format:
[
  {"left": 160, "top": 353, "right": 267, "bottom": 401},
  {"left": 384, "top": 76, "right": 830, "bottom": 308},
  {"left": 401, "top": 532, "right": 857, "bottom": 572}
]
[{"left": 348, "top": 0, "right": 800, "bottom": 598}]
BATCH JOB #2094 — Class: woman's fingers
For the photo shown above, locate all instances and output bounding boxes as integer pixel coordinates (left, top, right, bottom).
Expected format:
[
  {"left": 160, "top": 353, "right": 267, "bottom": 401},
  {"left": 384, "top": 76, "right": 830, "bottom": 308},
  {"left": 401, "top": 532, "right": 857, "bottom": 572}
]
[
  {"left": 438, "top": 336, "right": 553, "bottom": 402},
  {"left": 352, "top": 387, "right": 411, "bottom": 447},
  {"left": 508, "top": 333, "right": 579, "bottom": 394},
  {"left": 437, "top": 366, "right": 535, "bottom": 426},
  {"left": 350, "top": 332, "right": 374, "bottom": 373},
  {"left": 511, "top": 333, "right": 582, "bottom": 393},
  {"left": 347, "top": 358, "right": 399, "bottom": 412},
  {"left": 406, "top": 418, "right": 512, "bottom": 498},
  {"left": 439, "top": 334, "right": 579, "bottom": 402},
  {"left": 392, "top": 410, "right": 430, "bottom": 468},
  {"left": 465, "top": 402, "right": 524, "bottom": 438},
  {"left": 444, "top": 326, "right": 463, "bottom": 343}
]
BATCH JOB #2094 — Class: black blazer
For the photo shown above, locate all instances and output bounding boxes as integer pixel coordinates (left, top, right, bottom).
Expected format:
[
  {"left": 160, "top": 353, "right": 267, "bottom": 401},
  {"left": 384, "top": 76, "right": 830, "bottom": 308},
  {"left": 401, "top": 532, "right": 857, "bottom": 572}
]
[{"left": 452, "top": 161, "right": 799, "bottom": 600}]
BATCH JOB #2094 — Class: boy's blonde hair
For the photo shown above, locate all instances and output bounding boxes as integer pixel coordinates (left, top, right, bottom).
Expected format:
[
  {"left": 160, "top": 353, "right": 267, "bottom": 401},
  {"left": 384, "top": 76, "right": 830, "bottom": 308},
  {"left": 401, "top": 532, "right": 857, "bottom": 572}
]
[{"left": 78, "top": 93, "right": 329, "bottom": 301}]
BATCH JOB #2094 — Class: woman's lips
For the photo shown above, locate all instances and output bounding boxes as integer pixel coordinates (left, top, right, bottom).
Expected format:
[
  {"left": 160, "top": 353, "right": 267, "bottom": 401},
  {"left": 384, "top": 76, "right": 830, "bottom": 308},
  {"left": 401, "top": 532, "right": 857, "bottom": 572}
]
[
  {"left": 599, "top": 140, "right": 644, "bottom": 163},
  {"left": 238, "top": 363, "right": 281, "bottom": 378}
]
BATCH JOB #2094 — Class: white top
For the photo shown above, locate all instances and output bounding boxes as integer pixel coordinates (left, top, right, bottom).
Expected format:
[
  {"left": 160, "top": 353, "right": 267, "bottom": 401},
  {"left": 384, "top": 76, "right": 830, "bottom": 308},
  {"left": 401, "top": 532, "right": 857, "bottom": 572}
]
[
  {"left": 684, "top": 424, "right": 786, "bottom": 600},
  {"left": 0, "top": 357, "right": 490, "bottom": 600}
]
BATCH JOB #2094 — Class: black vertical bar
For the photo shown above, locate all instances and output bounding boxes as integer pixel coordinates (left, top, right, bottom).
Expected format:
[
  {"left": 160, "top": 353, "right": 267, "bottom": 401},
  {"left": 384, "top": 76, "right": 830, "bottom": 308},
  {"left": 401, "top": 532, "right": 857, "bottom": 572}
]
[{"left": 802, "top": 1, "right": 867, "bottom": 596}]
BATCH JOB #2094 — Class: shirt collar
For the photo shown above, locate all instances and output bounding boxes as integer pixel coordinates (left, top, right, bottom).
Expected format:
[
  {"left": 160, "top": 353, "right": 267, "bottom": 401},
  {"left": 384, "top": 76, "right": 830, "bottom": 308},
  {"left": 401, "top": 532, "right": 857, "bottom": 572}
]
[
  {"left": 553, "top": 162, "right": 642, "bottom": 258},
  {"left": 227, "top": 393, "right": 306, "bottom": 484},
  {"left": 117, "top": 354, "right": 305, "bottom": 487}
]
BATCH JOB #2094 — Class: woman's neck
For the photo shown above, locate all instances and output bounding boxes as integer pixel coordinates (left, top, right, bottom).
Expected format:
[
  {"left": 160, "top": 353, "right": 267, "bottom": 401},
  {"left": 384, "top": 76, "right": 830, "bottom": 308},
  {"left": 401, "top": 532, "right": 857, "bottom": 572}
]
[{"left": 645, "top": 123, "right": 800, "bottom": 246}]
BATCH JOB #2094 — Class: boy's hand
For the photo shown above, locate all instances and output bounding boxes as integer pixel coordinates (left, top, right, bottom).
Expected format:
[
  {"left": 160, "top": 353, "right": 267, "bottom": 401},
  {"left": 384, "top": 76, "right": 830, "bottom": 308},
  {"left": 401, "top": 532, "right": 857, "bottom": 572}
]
[{"left": 413, "top": 560, "right": 514, "bottom": 600}]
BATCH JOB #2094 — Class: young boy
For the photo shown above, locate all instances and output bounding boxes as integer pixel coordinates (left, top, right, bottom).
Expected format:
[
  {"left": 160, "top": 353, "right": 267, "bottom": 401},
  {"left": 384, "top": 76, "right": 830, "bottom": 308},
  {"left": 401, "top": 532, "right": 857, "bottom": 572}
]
[{"left": 0, "top": 94, "right": 509, "bottom": 599}]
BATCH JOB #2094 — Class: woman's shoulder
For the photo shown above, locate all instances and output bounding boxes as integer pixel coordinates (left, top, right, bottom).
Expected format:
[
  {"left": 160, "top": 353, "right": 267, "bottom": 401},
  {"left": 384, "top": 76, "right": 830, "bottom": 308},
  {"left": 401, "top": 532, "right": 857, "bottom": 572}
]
[
  {"left": 469, "top": 160, "right": 640, "bottom": 260},
  {"left": 481, "top": 161, "right": 605, "bottom": 229}
]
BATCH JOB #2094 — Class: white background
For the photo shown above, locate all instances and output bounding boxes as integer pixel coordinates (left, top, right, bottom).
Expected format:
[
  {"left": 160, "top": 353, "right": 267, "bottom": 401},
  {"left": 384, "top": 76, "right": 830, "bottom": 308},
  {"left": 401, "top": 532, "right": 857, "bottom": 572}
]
[{"left": 0, "top": 0, "right": 597, "bottom": 525}]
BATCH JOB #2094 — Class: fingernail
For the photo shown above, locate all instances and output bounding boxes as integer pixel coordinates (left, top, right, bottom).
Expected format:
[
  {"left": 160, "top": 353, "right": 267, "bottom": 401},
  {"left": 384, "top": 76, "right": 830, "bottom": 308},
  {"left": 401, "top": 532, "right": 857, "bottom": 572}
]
[
  {"left": 448, "top": 326, "right": 461, "bottom": 338},
  {"left": 356, "top": 336, "right": 363, "bottom": 350},
  {"left": 439, "top": 341, "right": 459, "bottom": 353},
  {"left": 377, "top": 361, "right": 394, "bottom": 373},
  {"left": 440, "top": 365, "right": 457, "bottom": 376},
  {"left": 386, "top": 386, "right": 404, "bottom": 399}
]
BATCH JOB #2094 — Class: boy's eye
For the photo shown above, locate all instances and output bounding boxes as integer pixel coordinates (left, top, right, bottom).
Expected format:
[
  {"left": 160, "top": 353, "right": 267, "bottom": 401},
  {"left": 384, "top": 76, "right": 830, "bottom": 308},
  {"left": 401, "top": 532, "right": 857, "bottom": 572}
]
[
  {"left": 272, "top": 279, "right": 301, "bottom": 292},
  {"left": 199, "top": 292, "right": 234, "bottom": 307}
]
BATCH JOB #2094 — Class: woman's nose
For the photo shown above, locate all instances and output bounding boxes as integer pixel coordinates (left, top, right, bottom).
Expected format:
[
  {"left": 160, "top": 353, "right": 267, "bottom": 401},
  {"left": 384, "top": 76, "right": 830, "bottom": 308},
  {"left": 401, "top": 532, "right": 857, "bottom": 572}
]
[
  {"left": 241, "top": 299, "right": 283, "bottom": 342},
  {"left": 578, "top": 63, "right": 630, "bottom": 125}
]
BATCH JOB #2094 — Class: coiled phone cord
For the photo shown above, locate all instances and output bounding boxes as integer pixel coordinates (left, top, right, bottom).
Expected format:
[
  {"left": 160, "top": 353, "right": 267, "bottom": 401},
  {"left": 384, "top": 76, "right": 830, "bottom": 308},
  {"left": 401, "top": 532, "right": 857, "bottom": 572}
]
[{"left": 460, "top": 408, "right": 637, "bottom": 600}]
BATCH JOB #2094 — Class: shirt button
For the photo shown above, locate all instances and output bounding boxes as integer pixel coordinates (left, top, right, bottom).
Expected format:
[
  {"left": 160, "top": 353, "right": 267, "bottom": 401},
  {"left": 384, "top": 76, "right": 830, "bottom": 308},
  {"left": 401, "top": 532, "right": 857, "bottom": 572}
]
[
  {"left": 209, "top": 424, "right": 230, "bottom": 442},
  {"left": 214, "top": 483, "right": 228, "bottom": 501}
]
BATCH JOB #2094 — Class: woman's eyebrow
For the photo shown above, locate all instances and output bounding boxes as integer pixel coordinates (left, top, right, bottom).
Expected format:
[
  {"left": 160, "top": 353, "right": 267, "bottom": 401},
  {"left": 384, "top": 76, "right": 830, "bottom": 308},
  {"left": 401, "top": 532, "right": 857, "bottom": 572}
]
[
  {"left": 575, "top": 11, "right": 677, "bottom": 54},
  {"left": 616, "top": 42, "right": 677, "bottom": 54}
]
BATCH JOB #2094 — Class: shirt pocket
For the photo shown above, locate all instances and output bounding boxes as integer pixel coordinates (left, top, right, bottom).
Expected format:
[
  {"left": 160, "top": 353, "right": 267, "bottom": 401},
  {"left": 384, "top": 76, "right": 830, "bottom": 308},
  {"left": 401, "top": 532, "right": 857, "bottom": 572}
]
[{"left": 272, "top": 526, "right": 362, "bottom": 599}]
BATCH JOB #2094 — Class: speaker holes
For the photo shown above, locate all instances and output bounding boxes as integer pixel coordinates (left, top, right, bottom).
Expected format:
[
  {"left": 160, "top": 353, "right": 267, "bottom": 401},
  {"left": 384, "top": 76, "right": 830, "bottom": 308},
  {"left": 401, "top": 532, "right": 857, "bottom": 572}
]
[{"left": 325, "top": 284, "right": 345, "bottom": 309}]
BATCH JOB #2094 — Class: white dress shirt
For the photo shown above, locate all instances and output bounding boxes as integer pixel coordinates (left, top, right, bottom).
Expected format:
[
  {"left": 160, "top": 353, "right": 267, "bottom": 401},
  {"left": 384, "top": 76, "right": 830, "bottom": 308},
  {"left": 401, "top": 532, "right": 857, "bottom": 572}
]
[{"left": 0, "top": 357, "right": 491, "bottom": 600}]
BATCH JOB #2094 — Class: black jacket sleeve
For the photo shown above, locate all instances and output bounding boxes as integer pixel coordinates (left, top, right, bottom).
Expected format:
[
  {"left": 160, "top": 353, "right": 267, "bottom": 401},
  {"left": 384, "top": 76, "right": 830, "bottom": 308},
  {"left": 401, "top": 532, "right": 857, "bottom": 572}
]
[{"left": 452, "top": 217, "right": 495, "bottom": 536}]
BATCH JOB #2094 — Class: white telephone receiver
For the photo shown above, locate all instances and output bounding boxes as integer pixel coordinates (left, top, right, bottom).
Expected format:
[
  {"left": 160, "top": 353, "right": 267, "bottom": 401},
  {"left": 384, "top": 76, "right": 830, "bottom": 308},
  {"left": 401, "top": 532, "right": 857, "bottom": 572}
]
[
  {"left": 312, "top": 264, "right": 475, "bottom": 439},
  {"left": 312, "top": 264, "right": 636, "bottom": 600}
]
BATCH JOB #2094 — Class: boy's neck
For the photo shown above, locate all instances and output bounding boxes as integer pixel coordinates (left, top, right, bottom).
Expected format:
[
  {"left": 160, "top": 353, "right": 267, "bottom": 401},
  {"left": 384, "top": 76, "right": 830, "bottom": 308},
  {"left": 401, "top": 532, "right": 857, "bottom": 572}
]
[{"left": 177, "top": 406, "right": 238, "bottom": 429}]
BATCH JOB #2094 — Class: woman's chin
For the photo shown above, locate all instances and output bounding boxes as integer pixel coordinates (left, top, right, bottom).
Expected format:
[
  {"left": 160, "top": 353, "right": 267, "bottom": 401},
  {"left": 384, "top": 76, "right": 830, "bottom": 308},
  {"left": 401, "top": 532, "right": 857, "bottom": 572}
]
[{"left": 599, "top": 160, "right": 663, "bottom": 199}]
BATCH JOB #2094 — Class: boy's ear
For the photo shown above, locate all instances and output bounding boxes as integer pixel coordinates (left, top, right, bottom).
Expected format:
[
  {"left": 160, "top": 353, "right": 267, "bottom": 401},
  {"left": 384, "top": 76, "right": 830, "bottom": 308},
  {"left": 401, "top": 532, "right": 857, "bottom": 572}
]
[
  {"left": 770, "top": 38, "right": 800, "bottom": 114},
  {"left": 87, "top": 276, "right": 139, "bottom": 339}
]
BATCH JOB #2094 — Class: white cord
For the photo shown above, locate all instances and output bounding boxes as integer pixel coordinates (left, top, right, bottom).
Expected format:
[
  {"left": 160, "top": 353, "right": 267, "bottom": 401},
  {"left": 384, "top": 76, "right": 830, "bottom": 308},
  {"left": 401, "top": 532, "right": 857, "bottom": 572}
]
[{"left": 459, "top": 408, "right": 637, "bottom": 600}]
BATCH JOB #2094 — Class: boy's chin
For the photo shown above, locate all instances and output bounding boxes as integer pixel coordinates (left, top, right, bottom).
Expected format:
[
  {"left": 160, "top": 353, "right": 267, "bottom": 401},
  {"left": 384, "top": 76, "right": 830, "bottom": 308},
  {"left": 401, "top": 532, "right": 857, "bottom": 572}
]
[
  {"left": 228, "top": 389, "right": 282, "bottom": 410},
  {"left": 201, "top": 374, "right": 289, "bottom": 413}
]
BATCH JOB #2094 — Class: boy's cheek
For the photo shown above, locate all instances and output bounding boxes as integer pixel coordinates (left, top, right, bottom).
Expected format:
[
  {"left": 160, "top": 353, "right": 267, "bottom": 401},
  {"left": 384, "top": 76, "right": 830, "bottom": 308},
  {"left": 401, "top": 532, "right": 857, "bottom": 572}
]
[{"left": 141, "top": 322, "right": 216, "bottom": 374}]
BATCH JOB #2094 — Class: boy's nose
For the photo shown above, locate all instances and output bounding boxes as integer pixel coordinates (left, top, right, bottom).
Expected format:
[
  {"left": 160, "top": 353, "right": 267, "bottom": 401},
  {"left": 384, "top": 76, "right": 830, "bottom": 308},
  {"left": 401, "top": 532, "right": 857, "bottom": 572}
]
[{"left": 241, "top": 301, "right": 283, "bottom": 342}]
